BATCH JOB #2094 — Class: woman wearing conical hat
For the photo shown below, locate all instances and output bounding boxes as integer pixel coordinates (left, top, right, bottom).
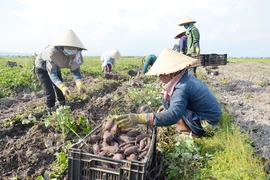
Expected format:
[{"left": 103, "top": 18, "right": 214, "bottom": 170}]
[
  {"left": 100, "top": 49, "right": 121, "bottom": 73},
  {"left": 178, "top": 16, "right": 200, "bottom": 76},
  {"left": 34, "top": 29, "right": 87, "bottom": 113},
  {"left": 115, "top": 49, "right": 222, "bottom": 138},
  {"left": 174, "top": 29, "right": 187, "bottom": 54}
]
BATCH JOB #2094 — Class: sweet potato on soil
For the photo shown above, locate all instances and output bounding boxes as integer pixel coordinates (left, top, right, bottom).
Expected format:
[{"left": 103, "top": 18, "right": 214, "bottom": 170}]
[{"left": 124, "top": 146, "right": 138, "bottom": 156}]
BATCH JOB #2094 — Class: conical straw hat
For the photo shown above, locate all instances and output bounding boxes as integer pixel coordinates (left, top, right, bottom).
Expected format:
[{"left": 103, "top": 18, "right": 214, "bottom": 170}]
[
  {"left": 109, "top": 49, "right": 121, "bottom": 59},
  {"left": 51, "top": 29, "right": 87, "bottom": 50},
  {"left": 178, "top": 16, "right": 196, "bottom": 26},
  {"left": 174, "top": 29, "right": 186, "bottom": 39},
  {"left": 145, "top": 48, "right": 197, "bottom": 76}
]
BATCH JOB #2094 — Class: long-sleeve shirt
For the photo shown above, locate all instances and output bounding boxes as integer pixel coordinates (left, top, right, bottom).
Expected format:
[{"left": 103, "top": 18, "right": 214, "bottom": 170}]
[
  {"left": 100, "top": 51, "right": 115, "bottom": 67},
  {"left": 153, "top": 71, "right": 222, "bottom": 126},
  {"left": 187, "top": 27, "right": 200, "bottom": 55},
  {"left": 178, "top": 36, "right": 187, "bottom": 54},
  {"left": 35, "top": 45, "right": 83, "bottom": 87},
  {"left": 142, "top": 54, "right": 157, "bottom": 74}
]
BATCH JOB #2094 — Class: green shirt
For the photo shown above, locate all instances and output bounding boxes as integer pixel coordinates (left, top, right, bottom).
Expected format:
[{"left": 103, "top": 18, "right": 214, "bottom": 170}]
[{"left": 187, "top": 27, "right": 200, "bottom": 55}]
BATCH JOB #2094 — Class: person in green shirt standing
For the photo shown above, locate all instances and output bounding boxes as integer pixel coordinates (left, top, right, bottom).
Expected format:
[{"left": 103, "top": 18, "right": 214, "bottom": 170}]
[
  {"left": 142, "top": 54, "right": 157, "bottom": 74},
  {"left": 178, "top": 16, "right": 200, "bottom": 77}
]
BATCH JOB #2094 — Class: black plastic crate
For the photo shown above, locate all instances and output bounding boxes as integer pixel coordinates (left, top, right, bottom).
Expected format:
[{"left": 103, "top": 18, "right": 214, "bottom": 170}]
[
  {"left": 199, "top": 54, "right": 227, "bottom": 66},
  {"left": 68, "top": 124, "right": 157, "bottom": 180}
]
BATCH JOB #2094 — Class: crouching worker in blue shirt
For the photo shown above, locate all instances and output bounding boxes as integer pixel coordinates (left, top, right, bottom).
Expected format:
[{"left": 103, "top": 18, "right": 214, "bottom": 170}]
[
  {"left": 115, "top": 48, "right": 222, "bottom": 138},
  {"left": 142, "top": 54, "right": 157, "bottom": 74},
  {"left": 35, "top": 29, "right": 87, "bottom": 113}
]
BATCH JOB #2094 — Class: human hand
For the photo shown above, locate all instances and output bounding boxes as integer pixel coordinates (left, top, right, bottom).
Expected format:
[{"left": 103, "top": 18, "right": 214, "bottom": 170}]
[
  {"left": 76, "top": 80, "right": 86, "bottom": 94},
  {"left": 115, "top": 113, "right": 152, "bottom": 128},
  {"left": 60, "top": 84, "right": 72, "bottom": 98}
]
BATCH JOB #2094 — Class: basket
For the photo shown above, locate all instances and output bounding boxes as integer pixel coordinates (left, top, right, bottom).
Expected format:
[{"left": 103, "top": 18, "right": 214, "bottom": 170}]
[
  {"left": 192, "top": 54, "right": 227, "bottom": 67},
  {"left": 68, "top": 125, "right": 157, "bottom": 180}
]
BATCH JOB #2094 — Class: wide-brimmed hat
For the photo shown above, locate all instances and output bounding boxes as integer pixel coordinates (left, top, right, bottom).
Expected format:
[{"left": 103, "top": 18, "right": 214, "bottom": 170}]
[
  {"left": 51, "top": 29, "right": 87, "bottom": 50},
  {"left": 174, "top": 29, "right": 186, "bottom": 39},
  {"left": 146, "top": 48, "right": 197, "bottom": 76},
  {"left": 109, "top": 49, "right": 121, "bottom": 60},
  {"left": 178, "top": 16, "right": 196, "bottom": 26}
]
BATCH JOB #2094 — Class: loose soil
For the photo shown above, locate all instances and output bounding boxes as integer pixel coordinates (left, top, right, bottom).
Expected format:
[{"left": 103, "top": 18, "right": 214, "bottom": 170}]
[{"left": 0, "top": 62, "right": 269, "bottom": 179}]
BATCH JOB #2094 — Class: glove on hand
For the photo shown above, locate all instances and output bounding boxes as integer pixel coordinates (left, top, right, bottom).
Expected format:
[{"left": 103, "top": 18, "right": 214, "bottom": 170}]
[
  {"left": 115, "top": 113, "right": 153, "bottom": 128},
  {"left": 196, "top": 47, "right": 200, "bottom": 56},
  {"left": 60, "top": 84, "right": 72, "bottom": 98},
  {"left": 76, "top": 80, "right": 86, "bottom": 94}
]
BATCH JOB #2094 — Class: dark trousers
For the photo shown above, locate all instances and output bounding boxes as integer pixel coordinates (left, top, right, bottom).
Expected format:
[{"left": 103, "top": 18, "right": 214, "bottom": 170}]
[{"left": 35, "top": 68, "right": 65, "bottom": 108}]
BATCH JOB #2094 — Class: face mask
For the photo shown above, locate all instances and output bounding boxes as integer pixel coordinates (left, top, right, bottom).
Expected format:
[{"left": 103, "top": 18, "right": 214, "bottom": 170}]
[
  {"left": 63, "top": 48, "right": 77, "bottom": 56},
  {"left": 184, "top": 24, "right": 189, "bottom": 29}
]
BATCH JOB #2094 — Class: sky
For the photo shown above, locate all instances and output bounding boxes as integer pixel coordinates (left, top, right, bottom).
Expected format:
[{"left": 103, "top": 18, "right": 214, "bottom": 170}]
[{"left": 0, "top": 0, "right": 269, "bottom": 57}]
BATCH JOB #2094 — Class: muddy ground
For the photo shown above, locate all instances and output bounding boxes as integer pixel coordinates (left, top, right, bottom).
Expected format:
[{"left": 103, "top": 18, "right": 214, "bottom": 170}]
[{"left": 0, "top": 62, "right": 269, "bottom": 179}]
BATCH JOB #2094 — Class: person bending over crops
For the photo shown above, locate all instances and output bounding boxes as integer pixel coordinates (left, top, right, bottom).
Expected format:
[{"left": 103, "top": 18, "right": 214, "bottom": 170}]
[
  {"left": 100, "top": 49, "right": 121, "bottom": 73},
  {"left": 34, "top": 29, "right": 87, "bottom": 113},
  {"left": 142, "top": 54, "right": 157, "bottom": 74},
  {"left": 174, "top": 29, "right": 187, "bottom": 54},
  {"left": 115, "top": 48, "right": 222, "bottom": 138},
  {"left": 178, "top": 16, "right": 200, "bottom": 77}
]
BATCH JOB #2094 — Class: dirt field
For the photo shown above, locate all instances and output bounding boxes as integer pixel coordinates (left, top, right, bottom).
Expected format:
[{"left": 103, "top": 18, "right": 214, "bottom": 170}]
[{"left": 0, "top": 62, "right": 269, "bottom": 179}]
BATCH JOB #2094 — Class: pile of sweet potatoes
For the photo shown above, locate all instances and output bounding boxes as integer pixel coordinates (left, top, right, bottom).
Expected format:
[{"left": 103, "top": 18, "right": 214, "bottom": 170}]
[{"left": 85, "top": 118, "right": 153, "bottom": 163}]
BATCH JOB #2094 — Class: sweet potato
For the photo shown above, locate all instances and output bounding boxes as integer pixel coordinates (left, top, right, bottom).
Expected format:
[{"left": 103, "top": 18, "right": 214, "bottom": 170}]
[
  {"left": 126, "top": 154, "right": 137, "bottom": 161},
  {"left": 110, "top": 123, "right": 120, "bottom": 135},
  {"left": 138, "top": 150, "right": 148, "bottom": 160},
  {"left": 88, "top": 135, "right": 101, "bottom": 144},
  {"left": 113, "top": 153, "right": 124, "bottom": 161},
  {"left": 136, "top": 134, "right": 151, "bottom": 143},
  {"left": 103, "top": 130, "right": 114, "bottom": 143},
  {"left": 127, "top": 129, "right": 140, "bottom": 137},
  {"left": 101, "top": 145, "right": 120, "bottom": 155},
  {"left": 118, "top": 135, "right": 132, "bottom": 143},
  {"left": 104, "top": 118, "right": 115, "bottom": 131},
  {"left": 124, "top": 146, "right": 138, "bottom": 156},
  {"left": 138, "top": 138, "right": 146, "bottom": 151},
  {"left": 92, "top": 144, "right": 100, "bottom": 155},
  {"left": 142, "top": 137, "right": 151, "bottom": 151}
]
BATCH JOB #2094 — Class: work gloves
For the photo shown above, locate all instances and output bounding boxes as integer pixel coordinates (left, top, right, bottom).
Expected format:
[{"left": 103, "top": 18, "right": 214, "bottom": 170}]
[
  {"left": 76, "top": 80, "right": 86, "bottom": 94},
  {"left": 115, "top": 113, "right": 153, "bottom": 128},
  {"left": 196, "top": 47, "right": 200, "bottom": 56},
  {"left": 59, "top": 84, "right": 72, "bottom": 99}
]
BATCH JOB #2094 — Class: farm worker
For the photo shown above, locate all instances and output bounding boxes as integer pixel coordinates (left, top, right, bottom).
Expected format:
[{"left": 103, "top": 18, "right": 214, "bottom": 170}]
[
  {"left": 178, "top": 16, "right": 200, "bottom": 77},
  {"left": 174, "top": 29, "right": 187, "bottom": 54},
  {"left": 142, "top": 54, "right": 157, "bottom": 74},
  {"left": 115, "top": 48, "right": 222, "bottom": 138},
  {"left": 100, "top": 49, "right": 121, "bottom": 73},
  {"left": 34, "top": 29, "right": 87, "bottom": 112}
]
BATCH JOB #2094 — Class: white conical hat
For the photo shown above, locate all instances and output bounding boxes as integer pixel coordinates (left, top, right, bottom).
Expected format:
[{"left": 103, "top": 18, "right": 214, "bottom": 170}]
[
  {"left": 146, "top": 48, "right": 197, "bottom": 76},
  {"left": 174, "top": 29, "right": 186, "bottom": 39},
  {"left": 51, "top": 29, "right": 87, "bottom": 50},
  {"left": 109, "top": 49, "right": 121, "bottom": 59},
  {"left": 178, "top": 16, "right": 196, "bottom": 26}
]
